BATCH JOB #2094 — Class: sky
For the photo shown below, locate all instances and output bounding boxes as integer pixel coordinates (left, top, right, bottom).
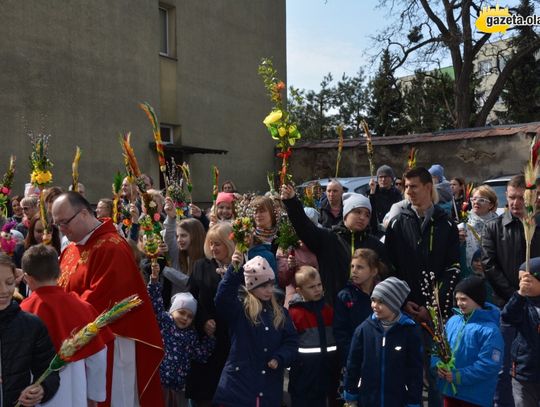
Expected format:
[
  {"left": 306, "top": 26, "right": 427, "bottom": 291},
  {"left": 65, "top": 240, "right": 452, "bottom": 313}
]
[
  {"left": 286, "top": 0, "right": 521, "bottom": 92},
  {"left": 286, "top": 0, "right": 389, "bottom": 91}
]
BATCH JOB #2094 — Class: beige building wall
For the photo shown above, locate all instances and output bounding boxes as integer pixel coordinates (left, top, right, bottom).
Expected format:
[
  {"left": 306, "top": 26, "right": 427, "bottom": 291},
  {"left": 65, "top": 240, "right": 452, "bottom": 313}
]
[{"left": 0, "top": 0, "right": 285, "bottom": 204}]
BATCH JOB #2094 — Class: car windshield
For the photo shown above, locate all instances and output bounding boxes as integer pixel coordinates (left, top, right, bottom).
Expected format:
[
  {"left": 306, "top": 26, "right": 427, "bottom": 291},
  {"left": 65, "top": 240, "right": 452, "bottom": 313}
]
[{"left": 483, "top": 181, "right": 507, "bottom": 209}]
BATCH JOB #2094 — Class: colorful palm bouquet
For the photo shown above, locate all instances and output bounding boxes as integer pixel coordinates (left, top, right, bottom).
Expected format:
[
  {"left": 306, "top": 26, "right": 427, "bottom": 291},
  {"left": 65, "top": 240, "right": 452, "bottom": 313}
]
[
  {"left": 361, "top": 120, "right": 375, "bottom": 177},
  {"left": 0, "top": 156, "right": 15, "bottom": 218},
  {"left": 14, "top": 295, "right": 142, "bottom": 407},
  {"left": 335, "top": 125, "right": 344, "bottom": 178},
  {"left": 71, "top": 146, "right": 82, "bottom": 193},
  {"left": 165, "top": 158, "right": 190, "bottom": 219},
  {"left": 139, "top": 215, "right": 162, "bottom": 266},
  {"left": 111, "top": 171, "right": 124, "bottom": 224},
  {"left": 212, "top": 166, "right": 220, "bottom": 204},
  {"left": 406, "top": 147, "right": 418, "bottom": 171},
  {"left": 302, "top": 181, "right": 323, "bottom": 210},
  {"left": 457, "top": 183, "right": 474, "bottom": 223},
  {"left": 230, "top": 216, "right": 254, "bottom": 271},
  {"left": 259, "top": 58, "right": 301, "bottom": 185},
  {"left": 29, "top": 133, "right": 53, "bottom": 244},
  {"left": 29, "top": 133, "right": 53, "bottom": 188}
]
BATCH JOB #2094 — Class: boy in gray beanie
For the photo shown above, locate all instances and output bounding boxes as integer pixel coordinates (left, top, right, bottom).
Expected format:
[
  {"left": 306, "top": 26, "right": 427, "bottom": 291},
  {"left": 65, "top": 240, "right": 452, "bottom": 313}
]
[
  {"left": 343, "top": 276, "right": 423, "bottom": 406},
  {"left": 371, "top": 276, "right": 411, "bottom": 323}
]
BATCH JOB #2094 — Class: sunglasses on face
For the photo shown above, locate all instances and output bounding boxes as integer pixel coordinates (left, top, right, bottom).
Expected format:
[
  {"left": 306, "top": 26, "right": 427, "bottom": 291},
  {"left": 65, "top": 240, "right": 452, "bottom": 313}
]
[{"left": 471, "top": 197, "right": 490, "bottom": 204}]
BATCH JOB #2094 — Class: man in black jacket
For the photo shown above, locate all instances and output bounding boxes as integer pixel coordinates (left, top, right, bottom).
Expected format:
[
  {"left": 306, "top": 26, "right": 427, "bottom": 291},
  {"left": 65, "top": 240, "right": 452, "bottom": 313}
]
[
  {"left": 367, "top": 165, "right": 402, "bottom": 237},
  {"left": 384, "top": 167, "right": 460, "bottom": 407},
  {"left": 281, "top": 184, "right": 390, "bottom": 305},
  {"left": 385, "top": 167, "right": 460, "bottom": 319},
  {"left": 482, "top": 174, "right": 540, "bottom": 407},
  {"left": 318, "top": 180, "right": 344, "bottom": 229}
]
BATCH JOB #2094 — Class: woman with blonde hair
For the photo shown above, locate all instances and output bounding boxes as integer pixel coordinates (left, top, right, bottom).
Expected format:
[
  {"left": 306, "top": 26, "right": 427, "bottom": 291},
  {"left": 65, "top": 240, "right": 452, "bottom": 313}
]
[
  {"left": 185, "top": 223, "right": 235, "bottom": 406},
  {"left": 460, "top": 184, "right": 498, "bottom": 276},
  {"left": 213, "top": 253, "right": 298, "bottom": 407}
]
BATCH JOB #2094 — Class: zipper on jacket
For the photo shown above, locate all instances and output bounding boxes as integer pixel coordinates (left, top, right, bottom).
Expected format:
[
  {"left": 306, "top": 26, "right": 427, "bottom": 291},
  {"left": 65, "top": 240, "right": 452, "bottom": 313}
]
[{"left": 381, "top": 332, "right": 386, "bottom": 407}]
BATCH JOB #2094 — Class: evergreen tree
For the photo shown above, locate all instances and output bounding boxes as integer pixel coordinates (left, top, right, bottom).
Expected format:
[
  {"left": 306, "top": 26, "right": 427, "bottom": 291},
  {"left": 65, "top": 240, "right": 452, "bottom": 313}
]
[
  {"left": 288, "top": 74, "right": 337, "bottom": 140},
  {"left": 403, "top": 71, "right": 455, "bottom": 132},
  {"left": 499, "top": 0, "right": 540, "bottom": 124},
  {"left": 335, "top": 70, "right": 369, "bottom": 137},
  {"left": 368, "top": 50, "right": 406, "bottom": 136}
]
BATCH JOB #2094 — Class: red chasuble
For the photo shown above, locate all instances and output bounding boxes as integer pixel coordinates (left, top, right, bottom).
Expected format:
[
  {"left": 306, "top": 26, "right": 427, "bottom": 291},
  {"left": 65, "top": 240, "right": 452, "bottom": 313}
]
[
  {"left": 58, "top": 219, "right": 164, "bottom": 407},
  {"left": 21, "top": 286, "right": 113, "bottom": 361}
]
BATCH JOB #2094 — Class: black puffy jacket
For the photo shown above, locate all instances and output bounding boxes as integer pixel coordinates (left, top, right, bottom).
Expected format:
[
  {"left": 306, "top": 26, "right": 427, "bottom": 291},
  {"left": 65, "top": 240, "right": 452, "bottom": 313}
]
[
  {"left": 0, "top": 300, "right": 59, "bottom": 407},
  {"left": 384, "top": 203, "right": 460, "bottom": 316},
  {"left": 501, "top": 293, "right": 540, "bottom": 382},
  {"left": 318, "top": 198, "right": 343, "bottom": 229},
  {"left": 367, "top": 185, "right": 402, "bottom": 233},
  {"left": 284, "top": 196, "right": 391, "bottom": 305}
]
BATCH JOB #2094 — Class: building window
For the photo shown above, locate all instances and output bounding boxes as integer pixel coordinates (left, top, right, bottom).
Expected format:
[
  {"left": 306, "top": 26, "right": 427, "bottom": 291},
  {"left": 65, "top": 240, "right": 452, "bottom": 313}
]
[
  {"left": 160, "top": 125, "right": 174, "bottom": 144},
  {"left": 159, "top": 7, "right": 169, "bottom": 56}
]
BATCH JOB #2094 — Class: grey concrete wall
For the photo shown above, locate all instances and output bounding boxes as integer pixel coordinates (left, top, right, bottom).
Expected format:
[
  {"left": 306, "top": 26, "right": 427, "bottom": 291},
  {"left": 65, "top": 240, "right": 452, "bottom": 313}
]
[
  {"left": 173, "top": 0, "right": 286, "bottom": 202},
  {"left": 0, "top": 0, "right": 285, "bottom": 203},
  {"left": 289, "top": 133, "right": 531, "bottom": 184},
  {"left": 0, "top": 0, "right": 160, "bottom": 203}
]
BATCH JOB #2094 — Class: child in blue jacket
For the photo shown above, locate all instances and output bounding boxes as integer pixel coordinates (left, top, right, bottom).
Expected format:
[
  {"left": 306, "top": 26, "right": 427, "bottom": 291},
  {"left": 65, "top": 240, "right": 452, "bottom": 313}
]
[
  {"left": 501, "top": 259, "right": 540, "bottom": 407},
  {"left": 213, "top": 254, "right": 298, "bottom": 407},
  {"left": 334, "top": 248, "right": 382, "bottom": 367},
  {"left": 343, "top": 277, "right": 423, "bottom": 407},
  {"left": 433, "top": 276, "right": 504, "bottom": 407}
]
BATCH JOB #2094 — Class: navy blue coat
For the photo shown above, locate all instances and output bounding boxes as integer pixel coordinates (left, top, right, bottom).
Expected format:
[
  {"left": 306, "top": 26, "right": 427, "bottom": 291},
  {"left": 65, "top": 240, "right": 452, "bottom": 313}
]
[
  {"left": 333, "top": 281, "right": 373, "bottom": 366},
  {"left": 501, "top": 292, "right": 540, "bottom": 383},
  {"left": 343, "top": 313, "right": 423, "bottom": 407},
  {"left": 213, "top": 266, "right": 298, "bottom": 407}
]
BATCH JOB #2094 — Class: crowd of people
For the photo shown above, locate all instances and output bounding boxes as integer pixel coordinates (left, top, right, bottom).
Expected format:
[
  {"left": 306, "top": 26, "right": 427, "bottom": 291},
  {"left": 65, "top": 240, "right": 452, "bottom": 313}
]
[{"left": 0, "top": 163, "right": 539, "bottom": 407}]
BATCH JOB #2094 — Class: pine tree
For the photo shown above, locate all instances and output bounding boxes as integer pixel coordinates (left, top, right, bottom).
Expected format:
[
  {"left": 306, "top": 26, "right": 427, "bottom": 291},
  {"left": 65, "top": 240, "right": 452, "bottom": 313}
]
[
  {"left": 403, "top": 71, "right": 455, "bottom": 132},
  {"left": 368, "top": 50, "right": 406, "bottom": 136},
  {"left": 499, "top": 0, "right": 540, "bottom": 124}
]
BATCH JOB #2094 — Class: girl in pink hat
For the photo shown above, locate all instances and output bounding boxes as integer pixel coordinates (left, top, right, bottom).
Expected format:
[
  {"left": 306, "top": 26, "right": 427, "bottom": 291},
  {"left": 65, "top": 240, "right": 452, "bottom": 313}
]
[{"left": 213, "top": 253, "right": 298, "bottom": 407}]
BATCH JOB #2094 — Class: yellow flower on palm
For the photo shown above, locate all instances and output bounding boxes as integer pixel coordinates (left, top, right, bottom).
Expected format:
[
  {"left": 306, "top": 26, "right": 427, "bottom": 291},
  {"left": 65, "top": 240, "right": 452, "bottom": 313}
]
[
  {"left": 278, "top": 127, "right": 287, "bottom": 137},
  {"left": 31, "top": 170, "right": 53, "bottom": 185},
  {"left": 263, "top": 110, "right": 283, "bottom": 126}
]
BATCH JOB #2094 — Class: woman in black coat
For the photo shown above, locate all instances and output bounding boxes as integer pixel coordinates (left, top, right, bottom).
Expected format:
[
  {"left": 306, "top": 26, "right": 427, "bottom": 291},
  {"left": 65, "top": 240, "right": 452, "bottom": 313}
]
[
  {"left": 0, "top": 253, "right": 59, "bottom": 406},
  {"left": 185, "top": 223, "right": 234, "bottom": 406}
]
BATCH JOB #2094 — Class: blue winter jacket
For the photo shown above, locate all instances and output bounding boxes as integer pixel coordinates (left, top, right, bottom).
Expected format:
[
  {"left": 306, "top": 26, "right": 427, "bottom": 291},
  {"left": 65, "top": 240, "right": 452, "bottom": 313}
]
[
  {"left": 213, "top": 266, "right": 298, "bottom": 407},
  {"left": 501, "top": 293, "right": 540, "bottom": 383},
  {"left": 333, "top": 281, "right": 373, "bottom": 366},
  {"left": 343, "top": 313, "right": 423, "bottom": 407},
  {"left": 431, "top": 303, "right": 504, "bottom": 407}
]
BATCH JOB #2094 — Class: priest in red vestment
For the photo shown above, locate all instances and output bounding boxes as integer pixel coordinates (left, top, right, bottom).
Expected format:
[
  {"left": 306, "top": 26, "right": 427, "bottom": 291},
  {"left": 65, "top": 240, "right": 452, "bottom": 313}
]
[{"left": 52, "top": 192, "right": 164, "bottom": 407}]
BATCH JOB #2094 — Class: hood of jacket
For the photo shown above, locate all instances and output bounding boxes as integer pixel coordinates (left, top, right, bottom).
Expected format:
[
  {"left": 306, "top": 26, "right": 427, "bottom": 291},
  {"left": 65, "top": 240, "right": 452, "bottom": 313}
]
[
  {"left": 288, "top": 295, "right": 326, "bottom": 310},
  {"left": 369, "top": 311, "right": 416, "bottom": 328},
  {"left": 452, "top": 302, "right": 500, "bottom": 325}
]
